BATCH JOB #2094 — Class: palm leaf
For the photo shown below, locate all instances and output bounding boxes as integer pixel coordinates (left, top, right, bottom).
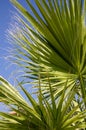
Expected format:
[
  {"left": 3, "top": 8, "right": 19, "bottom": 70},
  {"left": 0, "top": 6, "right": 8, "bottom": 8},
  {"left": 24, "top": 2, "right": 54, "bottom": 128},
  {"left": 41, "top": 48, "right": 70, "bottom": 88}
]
[
  {"left": 0, "top": 76, "right": 86, "bottom": 130},
  {"left": 8, "top": 0, "right": 86, "bottom": 103}
]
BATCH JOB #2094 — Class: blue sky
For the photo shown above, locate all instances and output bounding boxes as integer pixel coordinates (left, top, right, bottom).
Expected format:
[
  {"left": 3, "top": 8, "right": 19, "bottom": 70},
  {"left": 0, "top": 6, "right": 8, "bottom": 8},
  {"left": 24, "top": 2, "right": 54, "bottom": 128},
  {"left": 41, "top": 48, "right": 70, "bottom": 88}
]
[
  {"left": 0, "top": 0, "right": 16, "bottom": 82},
  {"left": 0, "top": 0, "right": 36, "bottom": 83},
  {"left": 0, "top": 0, "right": 29, "bottom": 83}
]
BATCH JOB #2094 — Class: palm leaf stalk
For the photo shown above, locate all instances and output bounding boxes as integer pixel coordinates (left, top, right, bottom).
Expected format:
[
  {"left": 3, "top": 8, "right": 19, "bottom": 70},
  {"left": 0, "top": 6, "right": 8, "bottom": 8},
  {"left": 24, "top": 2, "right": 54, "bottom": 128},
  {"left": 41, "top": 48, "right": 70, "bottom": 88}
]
[
  {"left": 7, "top": 0, "right": 86, "bottom": 105},
  {"left": 0, "top": 76, "right": 86, "bottom": 130}
]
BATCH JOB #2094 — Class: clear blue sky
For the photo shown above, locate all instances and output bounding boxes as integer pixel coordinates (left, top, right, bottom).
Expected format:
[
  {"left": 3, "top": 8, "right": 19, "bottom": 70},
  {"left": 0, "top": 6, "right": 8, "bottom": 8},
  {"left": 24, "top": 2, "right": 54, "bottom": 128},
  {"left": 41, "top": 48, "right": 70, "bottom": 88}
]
[
  {"left": 0, "top": 0, "right": 17, "bottom": 82},
  {"left": 0, "top": 0, "right": 36, "bottom": 83},
  {"left": 0, "top": 0, "right": 29, "bottom": 83}
]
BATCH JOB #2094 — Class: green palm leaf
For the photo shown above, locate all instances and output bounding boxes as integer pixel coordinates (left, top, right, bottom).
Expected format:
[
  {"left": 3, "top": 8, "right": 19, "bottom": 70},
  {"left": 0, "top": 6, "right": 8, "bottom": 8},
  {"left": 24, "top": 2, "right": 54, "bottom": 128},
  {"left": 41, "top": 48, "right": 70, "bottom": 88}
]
[
  {"left": 8, "top": 0, "right": 86, "bottom": 103},
  {"left": 0, "top": 76, "right": 86, "bottom": 130}
]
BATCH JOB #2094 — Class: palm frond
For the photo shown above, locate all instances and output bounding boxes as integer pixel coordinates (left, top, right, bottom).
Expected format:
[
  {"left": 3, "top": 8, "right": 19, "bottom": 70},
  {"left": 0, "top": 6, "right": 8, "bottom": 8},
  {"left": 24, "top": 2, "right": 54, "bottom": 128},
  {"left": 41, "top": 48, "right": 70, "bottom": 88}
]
[
  {"left": 7, "top": 0, "right": 86, "bottom": 102},
  {"left": 0, "top": 76, "right": 86, "bottom": 130}
]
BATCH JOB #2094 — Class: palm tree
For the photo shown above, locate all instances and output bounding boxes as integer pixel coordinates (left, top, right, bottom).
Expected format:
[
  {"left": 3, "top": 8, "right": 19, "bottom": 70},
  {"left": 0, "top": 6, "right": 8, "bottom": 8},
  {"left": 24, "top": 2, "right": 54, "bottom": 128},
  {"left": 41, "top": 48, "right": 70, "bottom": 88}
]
[
  {"left": 0, "top": 0, "right": 86, "bottom": 129},
  {"left": 8, "top": 0, "right": 86, "bottom": 104},
  {"left": 0, "top": 76, "right": 86, "bottom": 130}
]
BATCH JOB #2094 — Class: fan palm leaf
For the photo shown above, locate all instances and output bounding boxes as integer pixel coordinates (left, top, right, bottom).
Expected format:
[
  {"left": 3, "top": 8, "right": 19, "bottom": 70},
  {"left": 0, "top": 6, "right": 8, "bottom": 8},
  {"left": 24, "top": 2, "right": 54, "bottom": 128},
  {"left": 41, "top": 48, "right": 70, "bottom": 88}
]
[
  {"left": 0, "top": 76, "right": 86, "bottom": 130},
  {"left": 8, "top": 0, "right": 86, "bottom": 103}
]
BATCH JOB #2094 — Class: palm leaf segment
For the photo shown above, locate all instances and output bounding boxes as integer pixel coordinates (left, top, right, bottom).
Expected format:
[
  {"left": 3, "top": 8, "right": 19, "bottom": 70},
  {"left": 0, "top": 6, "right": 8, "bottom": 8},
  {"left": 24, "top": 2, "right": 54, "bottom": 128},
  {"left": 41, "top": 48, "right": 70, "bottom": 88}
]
[
  {"left": 0, "top": 76, "right": 86, "bottom": 130},
  {"left": 9, "top": 1, "right": 86, "bottom": 101}
]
